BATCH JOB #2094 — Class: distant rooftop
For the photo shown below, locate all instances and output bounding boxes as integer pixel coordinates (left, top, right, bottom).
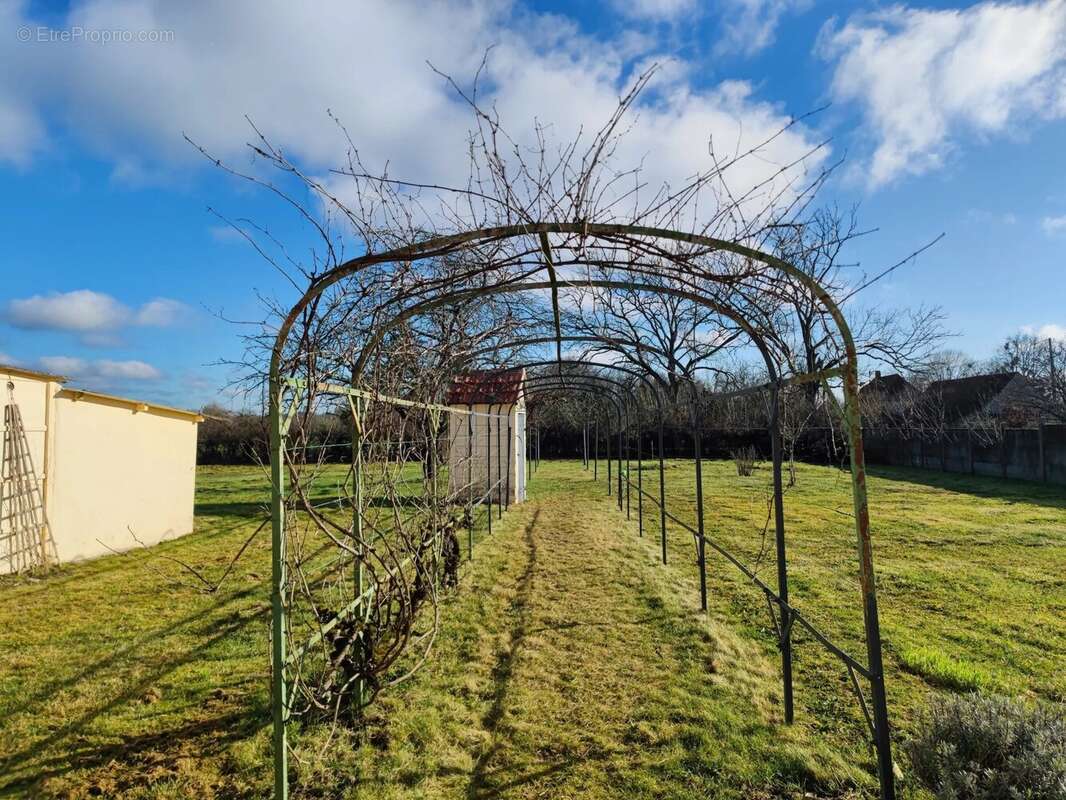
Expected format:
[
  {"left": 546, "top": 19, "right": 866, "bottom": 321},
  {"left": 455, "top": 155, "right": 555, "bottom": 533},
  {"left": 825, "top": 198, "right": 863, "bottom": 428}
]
[
  {"left": 860, "top": 371, "right": 912, "bottom": 398},
  {"left": 446, "top": 368, "right": 525, "bottom": 405},
  {"left": 925, "top": 371, "right": 1028, "bottom": 421}
]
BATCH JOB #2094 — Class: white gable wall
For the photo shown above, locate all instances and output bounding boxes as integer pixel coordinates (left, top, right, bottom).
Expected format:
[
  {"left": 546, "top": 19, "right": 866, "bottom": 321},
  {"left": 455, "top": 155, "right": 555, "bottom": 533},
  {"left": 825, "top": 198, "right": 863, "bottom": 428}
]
[
  {"left": 1, "top": 366, "right": 200, "bottom": 573},
  {"left": 448, "top": 399, "right": 526, "bottom": 505},
  {"left": 49, "top": 393, "right": 198, "bottom": 563}
]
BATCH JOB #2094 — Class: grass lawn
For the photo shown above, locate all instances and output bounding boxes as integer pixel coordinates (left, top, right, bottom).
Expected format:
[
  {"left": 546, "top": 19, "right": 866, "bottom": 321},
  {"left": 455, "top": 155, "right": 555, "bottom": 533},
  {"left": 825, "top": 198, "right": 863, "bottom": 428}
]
[{"left": 0, "top": 459, "right": 1062, "bottom": 798}]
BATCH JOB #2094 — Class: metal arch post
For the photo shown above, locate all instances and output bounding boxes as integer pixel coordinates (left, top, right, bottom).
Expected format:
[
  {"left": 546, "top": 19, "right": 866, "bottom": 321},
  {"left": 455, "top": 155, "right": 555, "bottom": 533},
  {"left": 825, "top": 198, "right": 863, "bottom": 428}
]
[
  {"left": 617, "top": 413, "right": 623, "bottom": 510},
  {"left": 692, "top": 389, "right": 708, "bottom": 613},
  {"left": 658, "top": 407, "right": 667, "bottom": 565},
  {"left": 486, "top": 404, "right": 493, "bottom": 539},
  {"left": 839, "top": 367, "right": 896, "bottom": 799},
  {"left": 636, "top": 407, "right": 643, "bottom": 537},
  {"left": 268, "top": 379, "right": 288, "bottom": 800},
  {"left": 495, "top": 403, "right": 503, "bottom": 519},
  {"left": 467, "top": 404, "right": 474, "bottom": 560},
  {"left": 506, "top": 408, "right": 512, "bottom": 510},
  {"left": 583, "top": 422, "right": 588, "bottom": 469},
  {"left": 594, "top": 418, "right": 599, "bottom": 481},
  {"left": 625, "top": 401, "right": 631, "bottom": 520},
  {"left": 769, "top": 387, "right": 793, "bottom": 724},
  {"left": 351, "top": 393, "right": 367, "bottom": 713},
  {"left": 606, "top": 416, "right": 612, "bottom": 495}
]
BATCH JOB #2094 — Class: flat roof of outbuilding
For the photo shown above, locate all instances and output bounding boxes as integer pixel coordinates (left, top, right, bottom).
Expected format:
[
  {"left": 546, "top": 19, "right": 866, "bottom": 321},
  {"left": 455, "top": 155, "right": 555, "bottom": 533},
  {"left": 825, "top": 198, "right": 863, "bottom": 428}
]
[
  {"left": 1, "top": 362, "right": 203, "bottom": 422},
  {"left": 0, "top": 363, "right": 68, "bottom": 383}
]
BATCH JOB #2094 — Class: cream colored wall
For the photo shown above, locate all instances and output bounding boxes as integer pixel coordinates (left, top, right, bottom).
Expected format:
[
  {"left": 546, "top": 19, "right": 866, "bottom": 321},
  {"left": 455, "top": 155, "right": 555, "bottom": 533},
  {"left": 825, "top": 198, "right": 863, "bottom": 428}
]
[
  {"left": 48, "top": 395, "right": 198, "bottom": 563},
  {"left": 447, "top": 399, "right": 526, "bottom": 504}
]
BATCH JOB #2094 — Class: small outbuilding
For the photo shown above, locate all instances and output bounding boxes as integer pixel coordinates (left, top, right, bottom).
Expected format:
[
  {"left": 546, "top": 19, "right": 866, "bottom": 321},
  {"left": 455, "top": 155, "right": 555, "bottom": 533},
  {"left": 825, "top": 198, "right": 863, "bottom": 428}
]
[
  {"left": 1, "top": 363, "right": 202, "bottom": 574},
  {"left": 446, "top": 368, "right": 527, "bottom": 505}
]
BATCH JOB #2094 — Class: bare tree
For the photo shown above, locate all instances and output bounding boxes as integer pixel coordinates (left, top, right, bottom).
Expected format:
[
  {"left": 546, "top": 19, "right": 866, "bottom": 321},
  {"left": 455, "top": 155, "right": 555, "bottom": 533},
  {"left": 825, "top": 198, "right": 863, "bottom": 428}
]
[
  {"left": 989, "top": 333, "right": 1066, "bottom": 422},
  {"left": 750, "top": 206, "right": 949, "bottom": 402}
]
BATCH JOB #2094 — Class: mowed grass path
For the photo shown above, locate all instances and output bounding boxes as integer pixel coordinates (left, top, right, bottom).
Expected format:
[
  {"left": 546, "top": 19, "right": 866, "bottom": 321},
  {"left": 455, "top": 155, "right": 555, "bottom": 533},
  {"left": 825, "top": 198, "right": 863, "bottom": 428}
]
[
  {"left": 321, "top": 463, "right": 862, "bottom": 799},
  {"left": 0, "top": 460, "right": 1062, "bottom": 798}
]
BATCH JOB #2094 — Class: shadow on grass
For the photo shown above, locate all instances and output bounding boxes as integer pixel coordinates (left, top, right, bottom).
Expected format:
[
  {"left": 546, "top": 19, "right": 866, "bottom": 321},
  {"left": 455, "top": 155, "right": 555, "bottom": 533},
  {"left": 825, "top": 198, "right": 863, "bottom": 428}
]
[
  {"left": 0, "top": 596, "right": 272, "bottom": 794},
  {"left": 466, "top": 508, "right": 541, "bottom": 799},
  {"left": 0, "top": 535, "right": 344, "bottom": 794},
  {"left": 2, "top": 706, "right": 267, "bottom": 798},
  {"left": 866, "top": 464, "right": 1066, "bottom": 509},
  {"left": 194, "top": 499, "right": 269, "bottom": 517}
]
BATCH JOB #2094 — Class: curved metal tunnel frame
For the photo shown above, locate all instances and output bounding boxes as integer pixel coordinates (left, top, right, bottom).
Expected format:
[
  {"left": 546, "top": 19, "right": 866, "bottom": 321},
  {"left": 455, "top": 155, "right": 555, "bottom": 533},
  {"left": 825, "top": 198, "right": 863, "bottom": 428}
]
[
  {"left": 504, "top": 363, "right": 800, "bottom": 711},
  {"left": 268, "top": 222, "right": 896, "bottom": 800}
]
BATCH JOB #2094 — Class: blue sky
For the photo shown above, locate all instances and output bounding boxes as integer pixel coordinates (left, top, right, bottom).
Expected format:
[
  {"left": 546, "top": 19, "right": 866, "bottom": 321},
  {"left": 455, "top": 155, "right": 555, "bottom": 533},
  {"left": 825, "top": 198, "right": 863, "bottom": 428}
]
[{"left": 1, "top": 0, "right": 1064, "bottom": 409}]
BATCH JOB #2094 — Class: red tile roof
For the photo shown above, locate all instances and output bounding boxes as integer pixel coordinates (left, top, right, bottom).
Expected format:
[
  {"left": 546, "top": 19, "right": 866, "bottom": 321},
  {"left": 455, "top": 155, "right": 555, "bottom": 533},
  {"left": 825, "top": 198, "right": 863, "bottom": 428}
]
[{"left": 447, "top": 368, "right": 525, "bottom": 405}]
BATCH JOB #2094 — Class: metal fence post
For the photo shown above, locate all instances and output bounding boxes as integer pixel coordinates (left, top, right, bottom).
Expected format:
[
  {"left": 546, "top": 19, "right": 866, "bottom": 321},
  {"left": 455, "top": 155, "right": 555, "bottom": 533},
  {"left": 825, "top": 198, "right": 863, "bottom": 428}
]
[
  {"left": 770, "top": 389, "right": 793, "bottom": 724},
  {"left": 625, "top": 404, "right": 631, "bottom": 520},
  {"left": 637, "top": 415, "right": 643, "bottom": 537},
  {"left": 693, "top": 396, "right": 707, "bottom": 613}
]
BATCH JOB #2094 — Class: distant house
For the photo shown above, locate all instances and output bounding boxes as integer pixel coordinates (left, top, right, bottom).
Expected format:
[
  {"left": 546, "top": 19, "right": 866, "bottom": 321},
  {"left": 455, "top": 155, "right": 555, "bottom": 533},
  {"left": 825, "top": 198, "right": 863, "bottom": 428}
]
[
  {"left": 860, "top": 371, "right": 916, "bottom": 423},
  {"left": 860, "top": 371, "right": 913, "bottom": 402},
  {"left": 923, "top": 372, "right": 1040, "bottom": 427}
]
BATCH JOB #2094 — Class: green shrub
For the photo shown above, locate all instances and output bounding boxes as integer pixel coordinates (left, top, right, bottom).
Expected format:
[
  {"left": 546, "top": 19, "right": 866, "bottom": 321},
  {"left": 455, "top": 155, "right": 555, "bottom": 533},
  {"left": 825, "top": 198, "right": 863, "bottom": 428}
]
[{"left": 907, "top": 693, "right": 1066, "bottom": 799}]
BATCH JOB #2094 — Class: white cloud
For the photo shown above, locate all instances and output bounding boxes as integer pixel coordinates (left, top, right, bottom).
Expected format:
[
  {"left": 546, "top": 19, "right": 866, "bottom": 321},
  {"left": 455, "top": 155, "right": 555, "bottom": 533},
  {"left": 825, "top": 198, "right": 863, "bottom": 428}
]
[
  {"left": 5, "top": 290, "right": 188, "bottom": 337},
  {"left": 7, "top": 290, "right": 129, "bottom": 332},
  {"left": 133, "top": 298, "right": 186, "bottom": 326},
  {"left": 822, "top": 0, "right": 1066, "bottom": 187},
  {"left": 38, "top": 355, "right": 88, "bottom": 375},
  {"left": 38, "top": 355, "right": 162, "bottom": 381},
  {"left": 95, "top": 359, "right": 162, "bottom": 379},
  {"left": 716, "top": 0, "right": 811, "bottom": 56},
  {"left": 0, "top": 1, "right": 826, "bottom": 220},
  {"left": 1041, "top": 214, "right": 1066, "bottom": 234},
  {"left": 0, "top": 1, "right": 48, "bottom": 167},
  {"left": 1022, "top": 323, "right": 1066, "bottom": 340}
]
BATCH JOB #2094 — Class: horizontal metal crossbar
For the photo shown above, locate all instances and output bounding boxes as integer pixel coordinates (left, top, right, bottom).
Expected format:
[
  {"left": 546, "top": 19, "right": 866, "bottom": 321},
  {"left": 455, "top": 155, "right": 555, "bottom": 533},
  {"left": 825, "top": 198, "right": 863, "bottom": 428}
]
[
  {"left": 284, "top": 378, "right": 512, "bottom": 419},
  {"left": 288, "top": 581, "right": 381, "bottom": 667}
]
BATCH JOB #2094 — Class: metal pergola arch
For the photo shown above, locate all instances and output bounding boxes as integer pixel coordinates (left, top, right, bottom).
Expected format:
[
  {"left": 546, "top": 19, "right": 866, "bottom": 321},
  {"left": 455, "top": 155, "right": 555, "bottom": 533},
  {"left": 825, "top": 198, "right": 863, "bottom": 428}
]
[{"left": 268, "top": 222, "right": 895, "bottom": 800}]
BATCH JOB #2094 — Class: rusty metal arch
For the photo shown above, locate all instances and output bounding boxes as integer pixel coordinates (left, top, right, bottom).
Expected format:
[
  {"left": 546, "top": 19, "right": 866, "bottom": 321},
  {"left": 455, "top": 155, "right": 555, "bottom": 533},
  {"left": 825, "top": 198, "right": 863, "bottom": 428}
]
[{"left": 269, "top": 222, "right": 895, "bottom": 799}]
